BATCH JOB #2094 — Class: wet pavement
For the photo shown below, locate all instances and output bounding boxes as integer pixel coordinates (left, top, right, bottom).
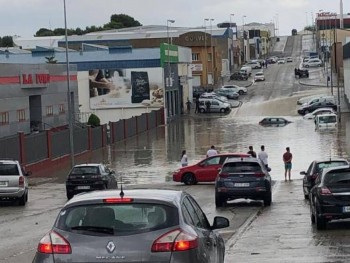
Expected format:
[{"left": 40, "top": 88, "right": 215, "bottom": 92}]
[{"left": 225, "top": 179, "right": 350, "bottom": 263}]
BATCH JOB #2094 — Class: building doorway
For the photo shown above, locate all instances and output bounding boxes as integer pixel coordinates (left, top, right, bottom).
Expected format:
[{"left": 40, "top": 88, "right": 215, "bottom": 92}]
[{"left": 29, "top": 95, "right": 42, "bottom": 132}]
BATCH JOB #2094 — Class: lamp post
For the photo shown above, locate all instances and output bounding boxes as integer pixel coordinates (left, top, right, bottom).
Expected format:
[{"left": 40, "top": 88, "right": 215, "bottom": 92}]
[
  {"left": 63, "top": 0, "right": 75, "bottom": 168},
  {"left": 230, "top": 14, "right": 234, "bottom": 72},
  {"left": 209, "top": 18, "right": 214, "bottom": 85},
  {"left": 204, "top": 19, "right": 208, "bottom": 86},
  {"left": 242, "top": 15, "right": 246, "bottom": 63},
  {"left": 166, "top": 19, "right": 175, "bottom": 118}
]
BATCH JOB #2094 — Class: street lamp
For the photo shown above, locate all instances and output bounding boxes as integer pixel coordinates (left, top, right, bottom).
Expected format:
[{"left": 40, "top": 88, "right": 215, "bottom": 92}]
[
  {"left": 206, "top": 18, "right": 215, "bottom": 85},
  {"left": 204, "top": 19, "right": 208, "bottom": 86},
  {"left": 242, "top": 15, "right": 247, "bottom": 63},
  {"left": 230, "top": 14, "right": 235, "bottom": 72},
  {"left": 166, "top": 19, "right": 175, "bottom": 89},
  {"left": 63, "top": 0, "right": 75, "bottom": 168}
]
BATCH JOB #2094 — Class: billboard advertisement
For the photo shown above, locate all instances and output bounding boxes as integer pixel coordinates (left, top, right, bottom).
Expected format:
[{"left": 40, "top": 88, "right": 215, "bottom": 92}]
[{"left": 89, "top": 68, "right": 164, "bottom": 109}]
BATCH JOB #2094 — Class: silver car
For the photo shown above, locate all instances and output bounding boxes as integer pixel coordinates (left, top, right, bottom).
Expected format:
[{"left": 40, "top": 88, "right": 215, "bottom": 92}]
[
  {"left": 0, "top": 159, "right": 31, "bottom": 205},
  {"left": 33, "top": 189, "right": 229, "bottom": 263}
]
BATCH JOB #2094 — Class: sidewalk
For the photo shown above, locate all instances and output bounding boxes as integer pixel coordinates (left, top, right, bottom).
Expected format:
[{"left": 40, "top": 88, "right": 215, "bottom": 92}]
[{"left": 224, "top": 180, "right": 338, "bottom": 263}]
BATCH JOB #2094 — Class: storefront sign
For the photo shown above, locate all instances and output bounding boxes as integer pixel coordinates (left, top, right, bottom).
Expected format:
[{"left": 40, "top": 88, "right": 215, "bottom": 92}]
[{"left": 22, "top": 73, "right": 50, "bottom": 85}]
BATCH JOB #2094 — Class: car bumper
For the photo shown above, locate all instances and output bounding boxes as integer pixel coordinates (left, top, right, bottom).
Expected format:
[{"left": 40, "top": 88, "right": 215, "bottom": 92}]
[
  {"left": 172, "top": 173, "right": 182, "bottom": 182},
  {"left": 66, "top": 181, "right": 106, "bottom": 193},
  {"left": 0, "top": 188, "right": 26, "bottom": 199},
  {"left": 319, "top": 203, "right": 350, "bottom": 221},
  {"left": 216, "top": 186, "right": 269, "bottom": 200}
]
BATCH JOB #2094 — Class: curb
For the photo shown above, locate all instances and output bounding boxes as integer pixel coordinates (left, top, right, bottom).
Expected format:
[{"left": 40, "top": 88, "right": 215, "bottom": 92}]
[
  {"left": 225, "top": 180, "right": 280, "bottom": 250},
  {"left": 298, "top": 81, "right": 328, "bottom": 87}
]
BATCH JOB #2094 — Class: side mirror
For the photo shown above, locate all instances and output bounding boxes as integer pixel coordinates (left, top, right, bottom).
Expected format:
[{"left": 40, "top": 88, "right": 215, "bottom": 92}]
[
  {"left": 109, "top": 170, "right": 115, "bottom": 175},
  {"left": 300, "top": 171, "right": 306, "bottom": 175},
  {"left": 267, "top": 167, "right": 271, "bottom": 172},
  {"left": 217, "top": 168, "right": 222, "bottom": 172},
  {"left": 212, "top": 216, "right": 230, "bottom": 230}
]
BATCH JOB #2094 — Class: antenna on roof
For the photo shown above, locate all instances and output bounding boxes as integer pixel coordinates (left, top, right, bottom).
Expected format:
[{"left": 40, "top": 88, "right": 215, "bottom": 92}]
[{"left": 119, "top": 176, "right": 124, "bottom": 199}]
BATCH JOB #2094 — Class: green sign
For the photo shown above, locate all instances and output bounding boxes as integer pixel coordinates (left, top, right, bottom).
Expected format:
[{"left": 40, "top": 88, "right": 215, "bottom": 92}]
[{"left": 160, "top": 43, "right": 179, "bottom": 67}]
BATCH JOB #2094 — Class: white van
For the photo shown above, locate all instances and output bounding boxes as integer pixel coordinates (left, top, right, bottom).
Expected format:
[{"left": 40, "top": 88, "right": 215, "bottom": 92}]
[
  {"left": 315, "top": 113, "right": 337, "bottom": 129},
  {"left": 303, "top": 96, "right": 335, "bottom": 107},
  {"left": 240, "top": 66, "right": 252, "bottom": 76},
  {"left": 198, "top": 98, "right": 231, "bottom": 113}
]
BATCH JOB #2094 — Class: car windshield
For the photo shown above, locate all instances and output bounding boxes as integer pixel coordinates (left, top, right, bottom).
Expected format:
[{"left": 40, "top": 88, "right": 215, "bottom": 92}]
[
  {"left": 0, "top": 163, "right": 19, "bottom": 176},
  {"left": 56, "top": 203, "right": 178, "bottom": 236},
  {"left": 318, "top": 115, "right": 337, "bottom": 124},
  {"left": 324, "top": 172, "right": 350, "bottom": 185},
  {"left": 222, "top": 162, "right": 262, "bottom": 173},
  {"left": 256, "top": 73, "right": 263, "bottom": 76},
  {"left": 315, "top": 161, "right": 348, "bottom": 174},
  {"left": 70, "top": 166, "right": 100, "bottom": 175}
]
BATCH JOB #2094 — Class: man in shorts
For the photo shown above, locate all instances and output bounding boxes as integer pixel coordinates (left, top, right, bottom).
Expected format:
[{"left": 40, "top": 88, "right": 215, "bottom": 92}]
[{"left": 283, "top": 147, "right": 293, "bottom": 181}]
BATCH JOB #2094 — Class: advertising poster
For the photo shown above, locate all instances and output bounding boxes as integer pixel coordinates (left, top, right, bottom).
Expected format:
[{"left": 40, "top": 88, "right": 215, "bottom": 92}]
[{"left": 89, "top": 68, "right": 164, "bottom": 109}]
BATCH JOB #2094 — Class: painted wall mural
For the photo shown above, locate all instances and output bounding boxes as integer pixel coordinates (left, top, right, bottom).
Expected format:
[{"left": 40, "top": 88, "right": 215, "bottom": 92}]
[{"left": 89, "top": 68, "right": 164, "bottom": 109}]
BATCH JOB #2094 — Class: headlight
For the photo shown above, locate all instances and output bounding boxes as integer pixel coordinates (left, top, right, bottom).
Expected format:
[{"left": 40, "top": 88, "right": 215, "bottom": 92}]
[{"left": 174, "top": 169, "right": 181, "bottom": 173}]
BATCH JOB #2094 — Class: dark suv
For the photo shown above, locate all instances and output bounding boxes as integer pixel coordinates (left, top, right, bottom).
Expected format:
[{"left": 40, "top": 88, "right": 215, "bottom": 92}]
[
  {"left": 297, "top": 101, "right": 337, "bottom": 115},
  {"left": 230, "top": 72, "right": 248, "bottom": 81},
  {"left": 215, "top": 157, "right": 272, "bottom": 207},
  {"left": 65, "top": 163, "right": 118, "bottom": 199}
]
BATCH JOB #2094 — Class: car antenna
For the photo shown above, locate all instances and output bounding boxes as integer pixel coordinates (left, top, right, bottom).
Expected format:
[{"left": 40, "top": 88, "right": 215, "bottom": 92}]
[{"left": 119, "top": 176, "right": 124, "bottom": 199}]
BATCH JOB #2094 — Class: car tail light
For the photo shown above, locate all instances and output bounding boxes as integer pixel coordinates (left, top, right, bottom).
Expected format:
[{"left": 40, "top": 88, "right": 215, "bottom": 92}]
[
  {"left": 219, "top": 173, "right": 229, "bottom": 178},
  {"left": 151, "top": 229, "right": 198, "bottom": 252},
  {"left": 254, "top": 172, "right": 265, "bottom": 177},
  {"left": 19, "top": 176, "right": 24, "bottom": 188},
  {"left": 37, "top": 231, "right": 72, "bottom": 254},
  {"left": 319, "top": 187, "right": 332, "bottom": 196},
  {"left": 103, "top": 198, "right": 133, "bottom": 203}
]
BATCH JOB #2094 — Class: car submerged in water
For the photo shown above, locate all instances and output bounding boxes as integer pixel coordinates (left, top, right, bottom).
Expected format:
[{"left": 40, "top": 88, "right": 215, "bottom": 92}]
[{"left": 259, "top": 117, "right": 291, "bottom": 127}]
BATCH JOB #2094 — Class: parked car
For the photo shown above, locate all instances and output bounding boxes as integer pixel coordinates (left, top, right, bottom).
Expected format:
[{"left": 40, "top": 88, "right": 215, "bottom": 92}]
[
  {"left": 173, "top": 153, "right": 250, "bottom": 185},
  {"left": 309, "top": 165, "right": 350, "bottom": 230},
  {"left": 230, "top": 71, "right": 248, "bottom": 81},
  {"left": 259, "top": 117, "right": 291, "bottom": 126},
  {"left": 315, "top": 113, "right": 338, "bottom": 130},
  {"left": 267, "top": 57, "right": 277, "bottom": 64},
  {"left": 277, "top": 58, "right": 286, "bottom": 64},
  {"left": 254, "top": 71, "right": 265, "bottom": 81},
  {"left": 240, "top": 66, "right": 252, "bottom": 76},
  {"left": 246, "top": 61, "right": 262, "bottom": 69},
  {"left": 303, "top": 58, "right": 322, "bottom": 68},
  {"left": 286, "top": 57, "right": 293, "bottom": 62},
  {"left": 215, "top": 156, "right": 272, "bottom": 207},
  {"left": 32, "top": 189, "right": 230, "bottom": 263},
  {"left": 302, "top": 96, "right": 335, "bottom": 107},
  {"left": 297, "top": 94, "right": 328, "bottom": 105},
  {"left": 297, "top": 100, "right": 337, "bottom": 115},
  {"left": 303, "top": 108, "right": 337, "bottom": 119},
  {"left": 193, "top": 86, "right": 206, "bottom": 98},
  {"left": 65, "top": 163, "right": 118, "bottom": 199},
  {"left": 294, "top": 68, "right": 309, "bottom": 78},
  {"left": 215, "top": 88, "right": 239, "bottom": 100},
  {"left": 300, "top": 158, "right": 349, "bottom": 199},
  {"left": 198, "top": 98, "right": 231, "bottom": 113},
  {"left": 200, "top": 92, "right": 228, "bottom": 102},
  {"left": 222, "top": 84, "right": 247, "bottom": 95},
  {"left": 0, "top": 159, "right": 31, "bottom": 206}
]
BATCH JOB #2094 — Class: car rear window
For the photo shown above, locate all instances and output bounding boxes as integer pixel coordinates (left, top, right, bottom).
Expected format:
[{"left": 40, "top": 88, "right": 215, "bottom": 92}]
[
  {"left": 324, "top": 172, "right": 350, "bottom": 185},
  {"left": 70, "top": 166, "right": 99, "bottom": 175},
  {"left": 316, "top": 161, "right": 348, "bottom": 173},
  {"left": 222, "top": 162, "right": 262, "bottom": 173},
  {"left": 56, "top": 203, "right": 179, "bottom": 236},
  {"left": 0, "top": 164, "right": 19, "bottom": 176}
]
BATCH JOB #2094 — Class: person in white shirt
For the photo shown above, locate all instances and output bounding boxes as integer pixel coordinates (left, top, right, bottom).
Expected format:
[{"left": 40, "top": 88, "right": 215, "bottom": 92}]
[
  {"left": 206, "top": 145, "right": 218, "bottom": 157},
  {"left": 258, "top": 145, "right": 269, "bottom": 168},
  {"left": 180, "top": 150, "right": 188, "bottom": 167}
]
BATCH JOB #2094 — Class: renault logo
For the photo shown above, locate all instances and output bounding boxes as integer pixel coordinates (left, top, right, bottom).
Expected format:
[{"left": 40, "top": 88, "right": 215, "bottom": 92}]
[{"left": 106, "top": 241, "right": 116, "bottom": 253}]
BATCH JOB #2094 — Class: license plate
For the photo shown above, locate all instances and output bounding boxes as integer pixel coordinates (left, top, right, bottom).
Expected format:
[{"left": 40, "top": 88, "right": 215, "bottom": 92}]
[
  {"left": 343, "top": 206, "right": 350, "bottom": 213},
  {"left": 76, "top": 186, "right": 90, "bottom": 190},
  {"left": 234, "top": 183, "right": 250, "bottom": 187},
  {"left": 0, "top": 181, "right": 8, "bottom": 187}
]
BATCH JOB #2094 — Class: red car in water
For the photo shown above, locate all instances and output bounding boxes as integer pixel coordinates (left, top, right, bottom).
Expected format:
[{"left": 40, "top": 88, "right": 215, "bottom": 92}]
[{"left": 173, "top": 153, "right": 250, "bottom": 185}]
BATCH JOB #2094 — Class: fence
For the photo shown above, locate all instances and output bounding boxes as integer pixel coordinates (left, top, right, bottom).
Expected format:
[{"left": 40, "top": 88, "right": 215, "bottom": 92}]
[{"left": 0, "top": 108, "right": 164, "bottom": 172}]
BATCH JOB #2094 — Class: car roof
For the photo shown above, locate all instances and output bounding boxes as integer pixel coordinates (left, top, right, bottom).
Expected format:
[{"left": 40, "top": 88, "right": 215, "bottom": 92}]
[
  {"left": 314, "top": 158, "right": 349, "bottom": 164},
  {"left": 224, "top": 156, "right": 259, "bottom": 163},
  {"left": 0, "top": 159, "right": 19, "bottom": 164},
  {"left": 321, "top": 165, "right": 350, "bottom": 178},
  {"left": 65, "top": 189, "right": 184, "bottom": 207},
  {"left": 312, "top": 107, "right": 335, "bottom": 112},
  {"left": 73, "top": 163, "right": 102, "bottom": 167},
  {"left": 316, "top": 113, "right": 337, "bottom": 118}
]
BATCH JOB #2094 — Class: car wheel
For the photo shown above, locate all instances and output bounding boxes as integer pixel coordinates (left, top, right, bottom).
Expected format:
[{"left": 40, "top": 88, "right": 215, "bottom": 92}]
[
  {"left": 18, "top": 192, "right": 27, "bottom": 206},
  {"left": 310, "top": 203, "right": 315, "bottom": 224},
  {"left": 215, "top": 193, "right": 225, "bottom": 207},
  {"left": 263, "top": 191, "right": 272, "bottom": 206},
  {"left": 315, "top": 204, "right": 327, "bottom": 230},
  {"left": 239, "top": 90, "right": 244, "bottom": 95},
  {"left": 305, "top": 65, "right": 309, "bottom": 68},
  {"left": 200, "top": 108, "right": 206, "bottom": 113},
  {"left": 220, "top": 108, "right": 225, "bottom": 113},
  {"left": 183, "top": 173, "right": 196, "bottom": 185}
]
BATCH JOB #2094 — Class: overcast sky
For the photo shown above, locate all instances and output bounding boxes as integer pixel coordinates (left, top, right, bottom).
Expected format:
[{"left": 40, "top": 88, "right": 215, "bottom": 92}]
[{"left": 3, "top": 0, "right": 348, "bottom": 38}]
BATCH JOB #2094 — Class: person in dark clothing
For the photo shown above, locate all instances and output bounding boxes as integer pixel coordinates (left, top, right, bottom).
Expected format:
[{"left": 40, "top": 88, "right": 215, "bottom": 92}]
[
  {"left": 247, "top": 146, "right": 257, "bottom": 158},
  {"left": 186, "top": 99, "right": 191, "bottom": 113},
  {"left": 195, "top": 98, "right": 200, "bottom": 113}
]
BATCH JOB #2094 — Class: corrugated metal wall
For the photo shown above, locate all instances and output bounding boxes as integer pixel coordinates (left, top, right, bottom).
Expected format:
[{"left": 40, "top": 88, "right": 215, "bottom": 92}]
[
  {"left": 73, "top": 128, "right": 89, "bottom": 154},
  {"left": 25, "top": 133, "right": 48, "bottom": 163},
  {"left": 0, "top": 135, "right": 20, "bottom": 160},
  {"left": 52, "top": 129, "right": 70, "bottom": 159}
]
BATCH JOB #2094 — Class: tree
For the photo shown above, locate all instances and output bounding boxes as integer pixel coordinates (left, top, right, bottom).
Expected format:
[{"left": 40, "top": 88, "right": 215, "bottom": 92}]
[
  {"left": 88, "top": 113, "right": 101, "bottom": 127},
  {"left": 109, "top": 14, "right": 141, "bottom": 28},
  {"left": 35, "top": 28, "right": 54, "bottom": 37},
  {"left": 304, "top": 25, "right": 316, "bottom": 32},
  {"left": 45, "top": 56, "right": 57, "bottom": 64},
  {"left": 0, "top": 36, "right": 14, "bottom": 47}
]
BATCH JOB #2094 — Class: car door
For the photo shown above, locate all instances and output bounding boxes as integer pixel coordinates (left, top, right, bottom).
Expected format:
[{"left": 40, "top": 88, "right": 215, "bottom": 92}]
[
  {"left": 211, "top": 101, "right": 220, "bottom": 112},
  {"left": 303, "top": 162, "right": 314, "bottom": 193},
  {"left": 182, "top": 196, "right": 216, "bottom": 263},
  {"left": 196, "top": 156, "right": 221, "bottom": 181}
]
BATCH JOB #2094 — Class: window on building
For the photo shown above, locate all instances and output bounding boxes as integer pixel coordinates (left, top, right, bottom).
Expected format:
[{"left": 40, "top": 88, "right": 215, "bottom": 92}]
[
  {"left": 207, "top": 53, "right": 212, "bottom": 61},
  {"left": 0, "top": 112, "right": 9, "bottom": 125},
  {"left": 59, "top": 104, "right": 65, "bottom": 114},
  {"left": 46, "top": 106, "right": 53, "bottom": 116},
  {"left": 17, "top": 109, "right": 25, "bottom": 122},
  {"left": 192, "top": 53, "right": 200, "bottom": 61}
]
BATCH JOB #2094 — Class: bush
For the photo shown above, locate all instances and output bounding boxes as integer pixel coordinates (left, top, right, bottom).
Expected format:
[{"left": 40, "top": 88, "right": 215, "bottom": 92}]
[{"left": 88, "top": 113, "right": 100, "bottom": 127}]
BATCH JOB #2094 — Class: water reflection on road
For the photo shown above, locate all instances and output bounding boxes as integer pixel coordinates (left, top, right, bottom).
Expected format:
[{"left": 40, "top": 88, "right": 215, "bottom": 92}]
[{"left": 91, "top": 112, "right": 350, "bottom": 185}]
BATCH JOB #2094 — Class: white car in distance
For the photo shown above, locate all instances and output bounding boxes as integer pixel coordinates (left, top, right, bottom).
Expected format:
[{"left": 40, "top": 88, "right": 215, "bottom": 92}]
[
  {"left": 303, "top": 108, "right": 337, "bottom": 119},
  {"left": 254, "top": 71, "right": 265, "bottom": 82}
]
